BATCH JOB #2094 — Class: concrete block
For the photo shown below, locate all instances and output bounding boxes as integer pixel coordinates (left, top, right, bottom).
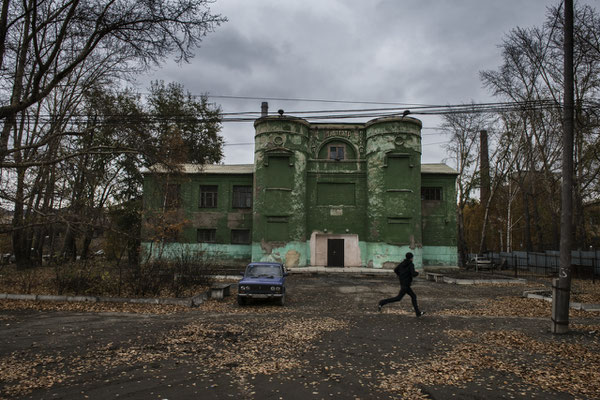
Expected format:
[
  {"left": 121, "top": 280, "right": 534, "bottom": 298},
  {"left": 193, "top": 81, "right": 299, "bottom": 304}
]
[
  {"left": 6, "top": 294, "right": 36, "bottom": 300},
  {"left": 582, "top": 304, "right": 600, "bottom": 312},
  {"left": 129, "top": 298, "right": 160, "bottom": 304},
  {"left": 192, "top": 293, "right": 208, "bottom": 307},
  {"left": 97, "top": 296, "right": 129, "bottom": 303},
  {"left": 37, "top": 295, "right": 67, "bottom": 302},
  {"left": 66, "top": 296, "right": 98, "bottom": 302},
  {"left": 159, "top": 298, "right": 192, "bottom": 307}
]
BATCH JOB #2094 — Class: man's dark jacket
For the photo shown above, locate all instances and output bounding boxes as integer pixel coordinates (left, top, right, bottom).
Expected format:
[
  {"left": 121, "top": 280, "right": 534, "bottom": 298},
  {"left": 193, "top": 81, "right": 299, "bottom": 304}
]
[{"left": 394, "top": 259, "right": 419, "bottom": 286}]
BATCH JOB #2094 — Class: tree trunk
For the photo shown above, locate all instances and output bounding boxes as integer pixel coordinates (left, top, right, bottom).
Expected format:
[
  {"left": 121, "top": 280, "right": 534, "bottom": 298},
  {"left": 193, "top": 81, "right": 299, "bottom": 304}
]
[
  {"left": 457, "top": 205, "right": 468, "bottom": 267},
  {"left": 521, "top": 189, "right": 533, "bottom": 251}
]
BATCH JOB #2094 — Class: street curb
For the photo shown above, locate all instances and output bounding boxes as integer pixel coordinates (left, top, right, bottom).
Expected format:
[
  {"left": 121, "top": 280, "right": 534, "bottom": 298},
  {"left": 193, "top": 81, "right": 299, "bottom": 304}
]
[
  {"left": 0, "top": 292, "right": 203, "bottom": 308},
  {"left": 443, "top": 276, "right": 527, "bottom": 285},
  {"left": 287, "top": 267, "right": 395, "bottom": 276},
  {"left": 522, "top": 290, "right": 600, "bottom": 312}
]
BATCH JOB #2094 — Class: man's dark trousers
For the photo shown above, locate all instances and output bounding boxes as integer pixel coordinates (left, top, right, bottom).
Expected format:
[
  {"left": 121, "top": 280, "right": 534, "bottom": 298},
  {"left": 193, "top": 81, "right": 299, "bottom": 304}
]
[{"left": 379, "top": 284, "right": 420, "bottom": 315}]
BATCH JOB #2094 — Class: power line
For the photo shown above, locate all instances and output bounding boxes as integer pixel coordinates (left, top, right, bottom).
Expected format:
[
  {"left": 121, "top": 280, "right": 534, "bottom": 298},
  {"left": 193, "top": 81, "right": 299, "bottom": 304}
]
[{"left": 4, "top": 98, "right": 590, "bottom": 126}]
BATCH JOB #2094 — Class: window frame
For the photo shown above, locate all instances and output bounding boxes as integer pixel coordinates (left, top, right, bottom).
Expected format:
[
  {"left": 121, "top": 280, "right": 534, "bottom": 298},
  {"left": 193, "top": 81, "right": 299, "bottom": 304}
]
[
  {"left": 164, "top": 184, "right": 181, "bottom": 209},
  {"left": 421, "top": 187, "right": 443, "bottom": 201},
  {"left": 199, "top": 185, "right": 218, "bottom": 208},
  {"left": 231, "top": 229, "right": 251, "bottom": 244},
  {"left": 197, "top": 228, "right": 217, "bottom": 243},
  {"left": 232, "top": 185, "right": 253, "bottom": 209},
  {"left": 328, "top": 144, "right": 346, "bottom": 161}
]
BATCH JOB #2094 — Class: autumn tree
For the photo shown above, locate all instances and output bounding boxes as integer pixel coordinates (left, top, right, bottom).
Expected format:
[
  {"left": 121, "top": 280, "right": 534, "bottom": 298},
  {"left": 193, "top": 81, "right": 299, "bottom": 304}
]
[{"left": 480, "top": 2, "right": 600, "bottom": 249}]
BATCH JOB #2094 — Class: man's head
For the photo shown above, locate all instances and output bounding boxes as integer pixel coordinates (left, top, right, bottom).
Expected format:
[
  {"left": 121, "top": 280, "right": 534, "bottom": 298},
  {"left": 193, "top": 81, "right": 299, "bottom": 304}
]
[{"left": 405, "top": 252, "right": 414, "bottom": 260}]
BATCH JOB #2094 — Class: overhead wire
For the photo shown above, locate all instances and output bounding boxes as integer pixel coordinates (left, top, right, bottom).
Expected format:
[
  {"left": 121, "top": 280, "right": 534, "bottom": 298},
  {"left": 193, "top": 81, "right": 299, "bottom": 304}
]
[{"left": 4, "top": 98, "right": 590, "bottom": 126}]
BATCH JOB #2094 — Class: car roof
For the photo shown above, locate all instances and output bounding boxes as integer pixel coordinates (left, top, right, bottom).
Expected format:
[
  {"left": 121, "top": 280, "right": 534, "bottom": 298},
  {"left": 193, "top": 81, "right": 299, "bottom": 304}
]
[{"left": 247, "top": 262, "right": 283, "bottom": 267}]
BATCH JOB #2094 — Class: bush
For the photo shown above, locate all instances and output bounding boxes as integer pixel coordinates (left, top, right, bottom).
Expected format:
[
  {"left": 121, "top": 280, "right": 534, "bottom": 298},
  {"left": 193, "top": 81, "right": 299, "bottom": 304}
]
[
  {"left": 126, "top": 246, "right": 215, "bottom": 297},
  {"left": 53, "top": 260, "right": 118, "bottom": 296}
]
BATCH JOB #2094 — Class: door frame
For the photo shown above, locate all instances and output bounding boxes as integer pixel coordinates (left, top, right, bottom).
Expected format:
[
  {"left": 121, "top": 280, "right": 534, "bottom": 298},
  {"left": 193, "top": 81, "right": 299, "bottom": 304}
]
[
  {"left": 310, "top": 233, "right": 361, "bottom": 267},
  {"left": 327, "top": 238, "right": 345, "bottom": 267}
]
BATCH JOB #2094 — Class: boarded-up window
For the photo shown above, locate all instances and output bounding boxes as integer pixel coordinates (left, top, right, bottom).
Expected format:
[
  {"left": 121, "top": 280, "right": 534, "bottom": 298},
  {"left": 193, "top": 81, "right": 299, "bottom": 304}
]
[
  {"left": 231, "top": 229, "right": 251, "bottom": 244},
  {"left": 266, "top": 216, "right": 289, "bottom": 241},
  {"left": 266, "top": 156, "right": 292, "bottom": 189},
  {"left": 387, "top": 217, "right": 411, "bottom": 243},
  {"left": 317, "top": 183, "right": 355, "bottom": 205},
  {"left": 385, "top": 156, "right": 410, "bottom": 188},
  {"left": 232, "top": 186, "right": 252, "bottom": 208},
  {"left": 199, "top": 185, "right": 218, "bottom": 208}
]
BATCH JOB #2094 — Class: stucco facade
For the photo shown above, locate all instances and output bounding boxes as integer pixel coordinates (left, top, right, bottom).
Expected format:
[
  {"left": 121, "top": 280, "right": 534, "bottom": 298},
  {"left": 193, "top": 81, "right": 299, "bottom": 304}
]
[{"left": 142, "top": 115, "right": 458, "bottom": 270}]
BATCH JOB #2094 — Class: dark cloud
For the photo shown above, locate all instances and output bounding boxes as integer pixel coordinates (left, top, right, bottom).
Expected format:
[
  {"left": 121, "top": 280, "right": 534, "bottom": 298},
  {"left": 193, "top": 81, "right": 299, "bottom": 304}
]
[{"left": 139, "top": 0, "right": 596, "bottom": 165}]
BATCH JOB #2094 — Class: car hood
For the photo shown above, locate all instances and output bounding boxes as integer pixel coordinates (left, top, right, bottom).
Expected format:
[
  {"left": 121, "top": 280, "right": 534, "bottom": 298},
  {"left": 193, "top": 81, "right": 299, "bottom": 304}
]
[{"left": 239, "top": 276, "right": 285, "bottom": 285}]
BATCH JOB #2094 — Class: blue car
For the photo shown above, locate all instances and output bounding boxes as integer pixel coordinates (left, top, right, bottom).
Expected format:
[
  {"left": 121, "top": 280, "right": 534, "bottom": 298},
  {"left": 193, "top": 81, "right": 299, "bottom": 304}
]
[{"left": 237, "top": 262, "right": 288, "bottom": 306}]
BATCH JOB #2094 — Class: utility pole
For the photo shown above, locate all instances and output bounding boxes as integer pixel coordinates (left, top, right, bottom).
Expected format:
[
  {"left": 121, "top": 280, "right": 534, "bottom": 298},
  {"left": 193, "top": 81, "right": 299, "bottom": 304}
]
[{"left": 551, "top": 0, "right": 574, "bottom": 334}]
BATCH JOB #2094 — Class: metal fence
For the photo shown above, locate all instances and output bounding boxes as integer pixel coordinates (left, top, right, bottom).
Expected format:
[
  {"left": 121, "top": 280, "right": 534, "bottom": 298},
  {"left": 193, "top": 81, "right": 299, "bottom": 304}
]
[{"left": 468, "top": 250, "right": 600, "bottom": 280}]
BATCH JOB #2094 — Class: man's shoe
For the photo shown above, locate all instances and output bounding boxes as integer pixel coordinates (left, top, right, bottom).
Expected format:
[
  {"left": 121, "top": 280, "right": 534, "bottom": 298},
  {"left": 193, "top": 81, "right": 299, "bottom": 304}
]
[
  {"left": 417, "top": 311, "right": 425, "bottom": 317},
  {"left": 377, "top": 304, "right": 382, "bottom": 312}
]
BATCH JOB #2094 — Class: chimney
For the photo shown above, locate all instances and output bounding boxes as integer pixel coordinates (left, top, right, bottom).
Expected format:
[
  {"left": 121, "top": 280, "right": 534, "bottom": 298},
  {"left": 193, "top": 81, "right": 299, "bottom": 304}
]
[
  {"left": 261, "top": 102, "right": 268, "bottom": 117},
  {"left": 480, "top": 129, "right": 490, "bottom": 207}
]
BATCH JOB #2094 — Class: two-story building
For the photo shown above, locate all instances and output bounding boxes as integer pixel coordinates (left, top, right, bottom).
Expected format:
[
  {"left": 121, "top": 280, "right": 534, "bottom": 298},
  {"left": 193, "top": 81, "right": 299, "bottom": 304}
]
[{"left": 142, "top": 113, "right": 458, "bottom": 270}]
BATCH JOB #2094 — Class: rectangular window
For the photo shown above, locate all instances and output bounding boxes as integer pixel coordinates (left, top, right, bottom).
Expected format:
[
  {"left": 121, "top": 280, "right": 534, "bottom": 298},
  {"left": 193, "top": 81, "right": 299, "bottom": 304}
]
[
  {"left": 197, "top": 229, "right": 216, "bottom": 243},
  {"left": 164, "top": 184, "right": 181, "bottom": 209},
  {"left": 329, "top": 145, "right": 345, "bottom": 161},
  {"left": 231, "top": 229, "right": 251, "bottom": 244},
  {"left": 199, "top": 185, "right": 218, "bottom": 208},
  {"left": 232, "top": 185, "right": 252, "bottom": 208},
  {"left": 421, "top": 187, "right": 442, "bottom": 201}
]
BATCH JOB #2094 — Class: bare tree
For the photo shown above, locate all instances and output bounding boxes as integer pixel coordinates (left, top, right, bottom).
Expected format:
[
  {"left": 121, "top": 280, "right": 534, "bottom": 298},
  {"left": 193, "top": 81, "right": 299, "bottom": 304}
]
[
  {"left": 0, "top": 0, "right": 226, "bottom": 164},
  {"left": 442, "top": 107, "right": 492, "bottom": 266},
  {"left": 480, "top": 2, "right": 600, "bottom": 249}
]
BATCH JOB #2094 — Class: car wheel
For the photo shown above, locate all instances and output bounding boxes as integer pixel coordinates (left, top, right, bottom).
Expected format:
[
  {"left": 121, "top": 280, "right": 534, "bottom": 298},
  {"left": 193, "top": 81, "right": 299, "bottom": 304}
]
[
  {"left": 277, "top": 295, "right": 285, "bottom": 306},
  {"left": 237, "top": 296, "right": 246, "bottom": 306}
]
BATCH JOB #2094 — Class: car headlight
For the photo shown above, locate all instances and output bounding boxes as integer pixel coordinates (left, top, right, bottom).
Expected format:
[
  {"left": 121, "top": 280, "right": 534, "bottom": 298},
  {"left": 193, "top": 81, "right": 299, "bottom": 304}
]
[
  {"left": 275, "top": 286, "right": 281, "bottom": 292},
  {"left": 270, "top": 286, "right": 275, "bottom": 291}
]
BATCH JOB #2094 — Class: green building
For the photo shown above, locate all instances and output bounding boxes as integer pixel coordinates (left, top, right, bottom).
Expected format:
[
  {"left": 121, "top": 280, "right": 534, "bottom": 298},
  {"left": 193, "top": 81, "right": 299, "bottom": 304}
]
[{"left": 142, "top": 114, "right": 458, "bottom": 270}]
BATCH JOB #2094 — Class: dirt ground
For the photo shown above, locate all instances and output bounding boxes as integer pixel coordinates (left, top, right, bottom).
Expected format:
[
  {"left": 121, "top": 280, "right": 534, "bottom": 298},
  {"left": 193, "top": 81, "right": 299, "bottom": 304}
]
[{"left": 1, "top": 274, "right": 600, "bottom": 399}]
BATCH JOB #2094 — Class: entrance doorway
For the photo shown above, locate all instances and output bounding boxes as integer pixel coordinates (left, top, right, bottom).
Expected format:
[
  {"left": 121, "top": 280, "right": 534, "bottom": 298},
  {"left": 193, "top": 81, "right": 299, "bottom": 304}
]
[{"left": 327, "top": 239, "right": 344, "bottom": 267}]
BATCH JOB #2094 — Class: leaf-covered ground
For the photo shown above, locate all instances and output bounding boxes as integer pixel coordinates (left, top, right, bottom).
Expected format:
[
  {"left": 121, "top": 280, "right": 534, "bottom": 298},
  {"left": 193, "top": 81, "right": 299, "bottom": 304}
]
[{"left": 1, "top": 275, "right": 599, "bottom": 399}]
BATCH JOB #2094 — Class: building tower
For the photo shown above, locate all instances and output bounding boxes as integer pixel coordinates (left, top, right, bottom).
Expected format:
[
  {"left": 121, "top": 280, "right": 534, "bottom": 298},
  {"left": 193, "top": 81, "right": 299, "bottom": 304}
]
[
  {"left": 365, "top": 117, "right": 423, "bottom": 268},
  {"left": 252, "top": 115, "right": 310, "bottom": 267}
]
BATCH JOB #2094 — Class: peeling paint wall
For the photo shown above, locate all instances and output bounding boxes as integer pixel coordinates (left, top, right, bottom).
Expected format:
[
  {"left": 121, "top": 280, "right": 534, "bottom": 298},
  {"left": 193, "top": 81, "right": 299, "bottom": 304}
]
[
  {"left": 142, "top": 115, "right": 458, "bottom": 268},
  {"left": 252, "top": 117, "right": 310, "bottom": 266},
  {"left": 422, "top": 246, "right": 458, "bottom": 266},
  {"left": 365, "top": 118, "right": 422, "bottom": 248},
  {"left": 366, "top": 242, "right": 423, "bottom": 270},
  {"left": 251, "top": 241, "right": 309, "bottom": 268}
]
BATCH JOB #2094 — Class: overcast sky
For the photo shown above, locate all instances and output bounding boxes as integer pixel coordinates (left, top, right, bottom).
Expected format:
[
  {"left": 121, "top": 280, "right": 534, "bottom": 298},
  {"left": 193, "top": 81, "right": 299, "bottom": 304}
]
[{"left": 139, "top": 0, "right": 597, "bottom": 166}]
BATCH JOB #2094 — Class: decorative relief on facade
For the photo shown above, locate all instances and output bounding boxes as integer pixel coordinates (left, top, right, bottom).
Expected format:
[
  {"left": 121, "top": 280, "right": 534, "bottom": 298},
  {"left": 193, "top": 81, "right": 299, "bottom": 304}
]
[
  {"left": 394, "top": 135, "right": 405, "bottom": 147},
  {"left": 273, "top": 136, "right": 284, "bottom": 146},
  {"left": 330, "top": 208, "right": 343, "bottom": 216}
]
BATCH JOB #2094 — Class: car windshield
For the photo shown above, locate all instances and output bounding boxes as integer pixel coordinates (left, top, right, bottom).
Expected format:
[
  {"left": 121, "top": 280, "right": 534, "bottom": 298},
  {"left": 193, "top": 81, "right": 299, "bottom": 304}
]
[{"left": 246, "top": 265, "right": 282, "bottom": 278}]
